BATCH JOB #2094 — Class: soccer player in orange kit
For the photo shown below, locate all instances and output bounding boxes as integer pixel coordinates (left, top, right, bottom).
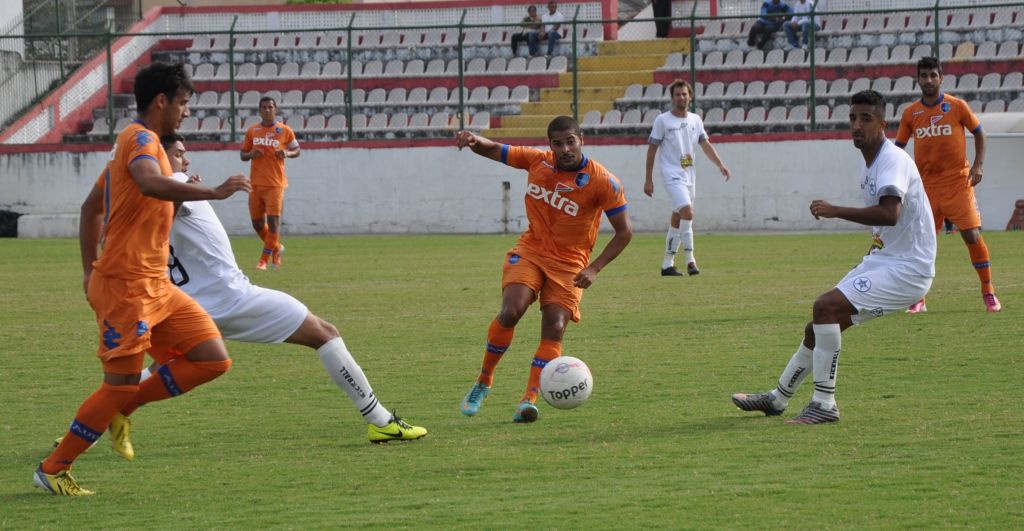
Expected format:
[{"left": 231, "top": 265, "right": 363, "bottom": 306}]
[
  {"left": 34, "top": 61, "right": 250, "bottom": 496},
  {"left": 241, "top": 96, "right": 300, "bottom": 270},
  {"left": 895, "top": 57, "right": 1000, "bottom": 313},
  {"left": 455, "top": 116, "right": 633, "bottom": 423}
]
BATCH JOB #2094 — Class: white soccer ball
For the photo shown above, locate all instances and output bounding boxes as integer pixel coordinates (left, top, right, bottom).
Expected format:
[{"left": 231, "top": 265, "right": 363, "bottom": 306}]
[{"left": 539, "top": 356, "right": 593, "bottom": 410}]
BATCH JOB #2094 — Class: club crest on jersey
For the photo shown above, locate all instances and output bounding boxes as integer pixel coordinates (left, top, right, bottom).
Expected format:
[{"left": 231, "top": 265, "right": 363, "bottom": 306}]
[
  {"left": 574, "top": 172, "right": 590, "bottom": 188},
  {"left": 555, "top": 183, "right": 574, "bottom": 193},
  {"left": 940, "top": 102, "right": 950, "bottom": 113},
  {"left": 527, "top": 182, "right": 579, "bottom": 216},
  {"left": 275, "top": 127, "right": 282, "bottom": 134}
]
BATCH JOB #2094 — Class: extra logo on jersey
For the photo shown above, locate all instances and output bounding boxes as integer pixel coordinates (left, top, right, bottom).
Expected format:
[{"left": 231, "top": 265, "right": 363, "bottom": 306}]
[
  {"left": 527, "top": 182, "right": 579, "bottom": 216},
  {"left": 253, "top": 136, "right": 282, "bottom": 148},
  {"left": 915, "top": 115, "right": 952, "bottom": 139}
]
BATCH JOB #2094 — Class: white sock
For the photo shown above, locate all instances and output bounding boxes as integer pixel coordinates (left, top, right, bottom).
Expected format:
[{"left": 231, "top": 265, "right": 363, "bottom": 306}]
[
  {"left": 317, "top": 337, "right": 392, "bottom": 427},
  {"left": 811, "top": 324, "right": 841, "bottom": 408},
  {"left": 770, "top": 343, "right": 813, "bottom": 409},
  {"left": 140, "top": 367, "right": 153, "bottom": 381},
  {"left": 663, "top": 226, "right": 682, "bottom": 269},
  {"left": 680, "top": 219, "right": 694, "bottom": 263}
]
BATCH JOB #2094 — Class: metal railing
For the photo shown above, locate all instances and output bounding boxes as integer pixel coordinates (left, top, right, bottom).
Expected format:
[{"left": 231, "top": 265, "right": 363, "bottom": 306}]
[{"left": 1, "top": 1, "right": 1021, "bottom": 144}]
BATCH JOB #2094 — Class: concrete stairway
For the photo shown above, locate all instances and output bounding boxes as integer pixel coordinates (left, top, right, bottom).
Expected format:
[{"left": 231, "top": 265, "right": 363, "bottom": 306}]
[{"left": 482, "top": 38, "right": 689, "bottom": 139}]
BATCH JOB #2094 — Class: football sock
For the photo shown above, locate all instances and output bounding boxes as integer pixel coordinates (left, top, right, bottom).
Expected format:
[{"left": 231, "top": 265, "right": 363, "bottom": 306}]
[
  {"left": 478, "top": 319, "right": 515, "bottom": 387},
  {"left": 140, "top": 366, "right": 153, "bottom": 381},
  {"left": 42, "top": 383, "right": 138, "bottom": 474},
  {"left": 811, "top": 324, "right": 841, "bottom": 408},
  {"left": 663, "top": 226, "right": 682, "bottom": 269},
  {"left": 257, "top": 224, "right": 268, "bottom": 242},
  {"left": 966, "top": 238, "right": 994, "bottom": 293},
  {"left": 264, "top": 231, "right": 280, "bottom": 258},
  {"left": 521, "top": 339, "right": 562, "bottom": 403},
  {"left": 680, "top": 219, "right": 694, "bottom": 262},
  {"left": 317, "top": 337, "right": 391, "bottom": 428},
  {"left": 120, "top": 358, "right": 231, "bottom": 417},
  {"left": 771, "top": 342, "right": 813, "bottom": 409}
]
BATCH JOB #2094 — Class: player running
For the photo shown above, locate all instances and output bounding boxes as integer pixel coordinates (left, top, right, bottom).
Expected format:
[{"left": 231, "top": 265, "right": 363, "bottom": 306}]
[
  {"left": 241, "top": 96, "right": 300, "bottom": 270},
  {"left": 644, "top": 78, "right": 731, "bottom": 276},
  {"left": 895, "top": 57, "right": 1000, "bottom": 313},
  {"left": 71, "top": 135, "right": 426, "bottom": 456},
  {"left": 455, "top": 116, "right": 632, "bottom": 423},
  {"left": 35, "top": 62, "right": 250, "bottom": 496},
  {"left": 732, "top": 90, "right": 937, "bottom": 424}
]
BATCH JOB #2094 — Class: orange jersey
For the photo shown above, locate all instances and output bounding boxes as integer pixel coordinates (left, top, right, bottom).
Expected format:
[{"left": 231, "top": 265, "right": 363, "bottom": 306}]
[
  {"left": 91, "top": 121, "right": 175, "bottom": 280},
  {"left": 895, "top": 93, "right": 981, "bottom": 188},
  {"left": 503, "top": 145, "right": 627, "bottom": 270},
  {"left": 242, "top": 121, "right": 298, "bottom": 188}
]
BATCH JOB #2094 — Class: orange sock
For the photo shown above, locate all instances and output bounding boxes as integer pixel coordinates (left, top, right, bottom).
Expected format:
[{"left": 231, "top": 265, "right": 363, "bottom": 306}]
[
  {"left": 478, "top": 319, "right": 515, "bottom": 387},
  {"left": 257, "top": 224, "right": 268, "bottom": 242},
  {"left": 120, "top": 359, "right": 232, "bottom": 417},
  {"left": 966, "top": 238, "right": 994, "bottom": 293},
  {"left": 265, "top": 230, "right": 280, "bottom": 254},
  {"left": 522, "top": 339, "right": 562, "bottom": 403},
  {"left": 42, "top": 383, "right": 138, "bottom": 474}
]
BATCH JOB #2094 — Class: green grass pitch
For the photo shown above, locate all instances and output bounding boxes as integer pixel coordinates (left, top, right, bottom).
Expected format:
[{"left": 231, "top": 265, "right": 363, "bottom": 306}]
[{"left": 1, "top": 231, "right": 1021, "bottom": 528}]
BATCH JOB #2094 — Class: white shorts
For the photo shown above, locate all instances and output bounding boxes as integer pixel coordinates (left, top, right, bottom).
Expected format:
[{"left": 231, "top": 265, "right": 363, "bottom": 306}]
[
  {"left": 207, "top": 285, "right": 308, "bottom": 343},
  {"left": 663, "top": 178, "right": 695, "bottom": 211},
  {"left": 835, "top": 260, "right": 932, "bottom": 325}
]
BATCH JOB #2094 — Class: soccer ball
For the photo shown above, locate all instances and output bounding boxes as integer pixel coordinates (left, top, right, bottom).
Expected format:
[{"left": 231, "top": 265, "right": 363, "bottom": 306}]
[{"left": 539, "top": 356, "right": 593, "bottom": 410}]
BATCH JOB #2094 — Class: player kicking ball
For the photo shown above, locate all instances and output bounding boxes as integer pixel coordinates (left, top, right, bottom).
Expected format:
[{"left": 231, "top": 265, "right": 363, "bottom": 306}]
[
  {"left": 72, "top": 134, "right": 425, "bottom": 461},
  {"left": 455, "top": 116, "right": 632, "bottom": 423},
  {"left": 732, "top": 90, "right": 937, "bottom": 424}
]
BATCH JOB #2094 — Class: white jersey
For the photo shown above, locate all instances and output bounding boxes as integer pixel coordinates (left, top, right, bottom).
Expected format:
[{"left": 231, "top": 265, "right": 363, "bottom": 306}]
[
  {"left": 858, "top": 140, "right": 936, "bottom": 277},
  {"left": 649, "top": 110, "right": 707, "bottom": 186},
  {"left": 167, "top": 172, "right": 253, "bottom": 315}
]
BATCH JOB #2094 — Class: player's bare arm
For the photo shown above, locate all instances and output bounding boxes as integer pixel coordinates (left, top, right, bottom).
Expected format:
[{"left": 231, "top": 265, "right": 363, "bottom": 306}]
[
  {"left": 79, "top": 183, "right": 105, "bottom": 296},
  {"left": 129, "top": 158, "right": 251, "bottom": 201},
  {"left": 574, "top": 210, "right": 633, "bottom": 288},
  {"left": 810, "top": 195, "right": 901, "bottom": 226},
  {"left": 969, "top": 129, "right": 985, "bottom": 186},
  {"left": 700, "top": 138, "right": 731, "bottom": 180},
  {"left": 644, "top": 144, "right": 658, "bottom": 197},
  {"left": 455, "top": 130, "right": 503, "bottom": 161}
]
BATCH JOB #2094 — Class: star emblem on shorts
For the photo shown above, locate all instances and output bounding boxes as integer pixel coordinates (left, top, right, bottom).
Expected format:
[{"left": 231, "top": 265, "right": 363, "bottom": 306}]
[{"left": 854, "top": 277, "right": 872, "bottom": 292}]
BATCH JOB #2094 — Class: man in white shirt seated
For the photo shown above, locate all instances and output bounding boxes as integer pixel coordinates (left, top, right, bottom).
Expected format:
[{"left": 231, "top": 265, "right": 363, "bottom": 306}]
[
  {"left": 529, "top": 1, "right": 565, "bottom": 56},
  {"left": 785, "top": 0, "right": 821, "bottom": 50}
]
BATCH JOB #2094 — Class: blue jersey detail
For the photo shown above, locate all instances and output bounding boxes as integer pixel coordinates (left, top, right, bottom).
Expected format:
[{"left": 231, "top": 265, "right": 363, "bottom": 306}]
[
  {"left": 508, "top": 253, "right": 520, "bottom": 264},
  {"left": 135, "top": 320, "right": 149, "bottom": 337},
  {"left": 135, "top": 130, "right": 154, "bottom": 147},
  {"left": 605, "top": 204, "right": 628, "bottom": 217},
  {"left": 130, "top": 154, "right": 158, "bottom": 166},
  {"left": 102, "top": 320, "right": 122, "bottom": 349},
  {"left": 500, "top": 144, "right": 509, "bottom": 164}
]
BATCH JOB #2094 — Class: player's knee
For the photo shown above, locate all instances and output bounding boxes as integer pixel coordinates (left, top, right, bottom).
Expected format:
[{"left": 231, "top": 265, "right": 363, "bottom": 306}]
[
  {"left": 193, "top": 358, "right": 233, "bottom": 377},
  {"left": 314, "top": 316, "right": 339, "bottom": 343}
]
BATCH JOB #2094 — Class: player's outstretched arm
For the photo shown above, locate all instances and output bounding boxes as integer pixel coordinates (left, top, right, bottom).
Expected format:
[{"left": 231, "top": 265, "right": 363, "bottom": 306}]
[
  {"left": 130, "top": 158, "right": 251, "bottom": 201},
  {"left": 810, "top": 195, "right": 901, "bottom": 227},
  {"left": 455, "top": 130, "right": 503, "bottom": 162},
  {"left": 79, "top": 181, "right": 105, "bottom": 295},
  {"left": 574, "top": 210, "right": 633, "bottom": 289}
]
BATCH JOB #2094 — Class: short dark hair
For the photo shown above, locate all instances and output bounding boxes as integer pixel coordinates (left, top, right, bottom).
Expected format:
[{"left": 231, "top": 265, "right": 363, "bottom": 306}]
[
  {"left": 527, "top": 5, "right": 536, "bottom": 11},
  {"left": 259, "top": 96, "right": 277, "bottom": 108},
  {"left": 668, "top": 78, "right": 692, "bottom": 98},
  {"left": 134, "top": 62, "right": 193, "bottom": 113},
  {"left": 917, "top": 56, "right": 942, "bottom": 75},
  {"left": 850, "top": 89, "right": 886, "bottom": 118},
  {"left": 547, "top": 115, "right": 580, "bottom": 138},
  {"left": 160, "top": 133, "right": 185, "bottom": 150}
]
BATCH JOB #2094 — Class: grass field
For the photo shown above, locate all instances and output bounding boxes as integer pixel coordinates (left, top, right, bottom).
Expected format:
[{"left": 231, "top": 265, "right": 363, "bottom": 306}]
[{"left": 1, "top": 231, "right": 1022, "bottom": 528}]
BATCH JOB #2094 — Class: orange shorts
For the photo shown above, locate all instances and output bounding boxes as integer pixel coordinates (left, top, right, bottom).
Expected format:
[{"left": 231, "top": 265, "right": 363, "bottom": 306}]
[
  {"left": 925, "top": 182, "right": 981, "bottom": 231},
  {"left": 501, "top": 251, "right": 583, "bottom": 322},
  {"left": 88, "top": 273, "right": 221, "bottom": 375},
  {"left": 249, "top": 186, "right": 285, "bottom": 218}
]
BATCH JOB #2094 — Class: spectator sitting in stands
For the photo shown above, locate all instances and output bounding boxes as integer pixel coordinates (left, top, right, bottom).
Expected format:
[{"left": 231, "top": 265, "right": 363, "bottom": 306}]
[
  {"left": 511, "top": 5, "right": 542, "bottom": 55},
  {"left": 784, "top": 0, "right": 820, "bottom": 50},
  {"left": 747, "top": 0, "right": 792, "bottom": 51},
  {"left": 529, "top": 1, "right": 565, "bottom": 56}
]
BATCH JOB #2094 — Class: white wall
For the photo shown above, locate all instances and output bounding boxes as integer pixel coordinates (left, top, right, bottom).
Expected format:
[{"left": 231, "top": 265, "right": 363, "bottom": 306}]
[{"left": 4, "top": 136, "right": 1023, "bottom": 237}]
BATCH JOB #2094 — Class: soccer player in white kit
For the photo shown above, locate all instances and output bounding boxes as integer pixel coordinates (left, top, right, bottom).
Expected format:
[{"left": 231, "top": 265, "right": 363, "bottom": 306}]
[
  {"left": 644, "top": 79, "right": 731, "bottom": 276},
  {"left": 731, "top": 90, "right": 936, "bottom": 424},
  {"left": 80, "top": 135, "right": 427, "bottom": 452}
]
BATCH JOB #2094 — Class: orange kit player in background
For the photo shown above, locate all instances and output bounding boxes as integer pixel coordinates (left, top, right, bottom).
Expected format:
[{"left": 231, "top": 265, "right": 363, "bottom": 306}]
[
  {"left": 895, "top": 56, "right": 1001, "bottom": 313},
  {"left": 34, "top": 61, "right": 250, "bottom": 496},
  {"left": 241, "top": 96, "right": 300, "bottom": 270},
  {"left": 455, "top": 116, "right": 633, "bottom": 423}
]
